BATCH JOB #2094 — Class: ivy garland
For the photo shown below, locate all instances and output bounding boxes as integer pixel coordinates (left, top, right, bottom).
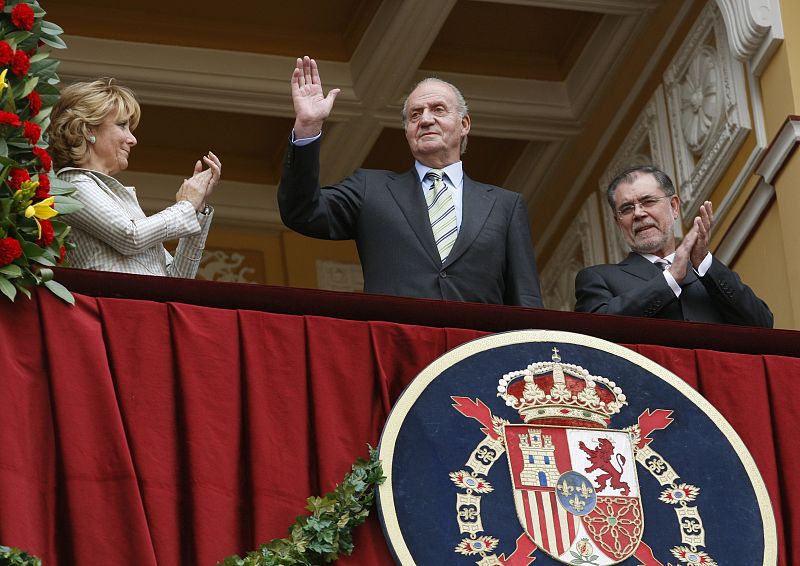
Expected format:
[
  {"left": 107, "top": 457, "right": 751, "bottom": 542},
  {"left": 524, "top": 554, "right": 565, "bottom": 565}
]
[
  {"left": 0, "top": 545, "right": 40, "bottom": 566},
  {"left": 219, "top": 448, "right": 385, "bottom": 566},
  {"left": 0, "top": 449, "right": 383, "bottom": 566}
]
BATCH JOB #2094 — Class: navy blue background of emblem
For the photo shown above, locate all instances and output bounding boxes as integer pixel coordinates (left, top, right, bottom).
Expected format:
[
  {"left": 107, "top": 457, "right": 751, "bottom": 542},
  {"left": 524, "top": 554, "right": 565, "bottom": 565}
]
[{"left": 378, "top": 341, "right": 767, "bottom": 565}]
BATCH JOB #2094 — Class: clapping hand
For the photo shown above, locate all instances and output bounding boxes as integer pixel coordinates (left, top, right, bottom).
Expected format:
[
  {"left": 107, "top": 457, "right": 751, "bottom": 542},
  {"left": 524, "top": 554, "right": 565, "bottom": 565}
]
[
  {"left": 176, "top": 151, "right": 222, "bottom": 212},
  {"left": 690, "top": 201, "right": 714, "bottom": 268},
  {"left": 291, "top": 56, "right": 340, "bottom": 139},
  {"left": 668, "top": 200, "right": 714, "bottom": 283}
]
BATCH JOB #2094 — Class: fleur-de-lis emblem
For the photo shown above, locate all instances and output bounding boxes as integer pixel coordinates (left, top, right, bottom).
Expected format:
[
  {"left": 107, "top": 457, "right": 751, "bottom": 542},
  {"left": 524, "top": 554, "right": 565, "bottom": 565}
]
[{"left": 569, "top": 495, "right": 586, "bottom": 512}]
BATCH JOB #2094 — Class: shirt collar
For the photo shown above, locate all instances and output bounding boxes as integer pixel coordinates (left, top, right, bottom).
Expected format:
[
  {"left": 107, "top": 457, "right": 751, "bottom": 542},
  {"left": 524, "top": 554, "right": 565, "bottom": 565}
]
[
  {"left": 640, "top": 252, "right": 676, "bottom": 264},
  {"left": 415, "top": 160, "right": 464, "bottom": 188}
]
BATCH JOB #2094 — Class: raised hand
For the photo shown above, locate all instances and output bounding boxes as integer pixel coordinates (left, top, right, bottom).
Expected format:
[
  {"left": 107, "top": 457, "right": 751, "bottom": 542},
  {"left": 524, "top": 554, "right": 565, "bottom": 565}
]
[
  {"left": 690, "top": 200, "right": 714, "bottom": 268},
  {"left": 291, "top": 56, "right": 340, "bottom": 139},
  {"left": 199, "top": 151, "right": 222, "bottom": 202}
]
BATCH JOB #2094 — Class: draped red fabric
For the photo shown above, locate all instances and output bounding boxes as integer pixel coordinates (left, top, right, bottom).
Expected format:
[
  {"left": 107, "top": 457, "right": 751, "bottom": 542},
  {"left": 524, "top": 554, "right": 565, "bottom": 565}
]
[{"left": 0, "top": 288, "right": 796, "bottom": 566}]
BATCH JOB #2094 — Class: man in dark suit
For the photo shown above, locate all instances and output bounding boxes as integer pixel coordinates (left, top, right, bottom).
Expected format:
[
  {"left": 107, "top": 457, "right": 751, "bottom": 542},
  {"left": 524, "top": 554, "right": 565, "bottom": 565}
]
[
  {"left": 575, "top": 165, "right": 772, "bottom": 327},
  {"left": 278, "top": 56, "right": 542, "bottom": 307}
]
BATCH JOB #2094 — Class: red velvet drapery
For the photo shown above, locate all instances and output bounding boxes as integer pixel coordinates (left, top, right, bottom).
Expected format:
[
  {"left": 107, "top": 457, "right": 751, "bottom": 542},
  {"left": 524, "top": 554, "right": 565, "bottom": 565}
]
[{"left": 0, "top": 273, "right": 796, "bottom": 565}]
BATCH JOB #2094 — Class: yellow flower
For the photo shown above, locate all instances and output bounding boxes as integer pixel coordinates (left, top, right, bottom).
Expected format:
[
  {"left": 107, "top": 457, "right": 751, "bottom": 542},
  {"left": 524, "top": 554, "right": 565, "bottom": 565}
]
[
  {"left": 0, "top": 68, "right": 7, "bottom": 98},
  {"left": 25, "top": 197, "right": 59, "bottom": 239}
]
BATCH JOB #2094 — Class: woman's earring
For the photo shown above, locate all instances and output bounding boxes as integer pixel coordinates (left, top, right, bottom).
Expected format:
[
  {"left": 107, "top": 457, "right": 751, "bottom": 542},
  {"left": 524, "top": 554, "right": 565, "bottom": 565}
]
[{"left": 88, "top": 135, "right": 96, "bottom": 144}]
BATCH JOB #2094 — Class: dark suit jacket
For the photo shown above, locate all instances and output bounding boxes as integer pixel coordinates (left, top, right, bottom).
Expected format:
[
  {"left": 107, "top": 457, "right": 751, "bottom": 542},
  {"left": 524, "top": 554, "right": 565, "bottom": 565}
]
[
  {"left": 574, "top": 252, "right": 773, "bottom": 327},
  {"left": 278, "top": 138, "right": 542, "bottom": 307}
]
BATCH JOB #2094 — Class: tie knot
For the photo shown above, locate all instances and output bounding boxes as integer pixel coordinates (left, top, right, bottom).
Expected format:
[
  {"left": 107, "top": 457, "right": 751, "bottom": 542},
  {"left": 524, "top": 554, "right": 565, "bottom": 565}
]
[
  {"left": 425, "top": 169, "right": 444, "bottom": 190},
  {"left": 655, "top": 259, "right": 670, "bottom": 271}
]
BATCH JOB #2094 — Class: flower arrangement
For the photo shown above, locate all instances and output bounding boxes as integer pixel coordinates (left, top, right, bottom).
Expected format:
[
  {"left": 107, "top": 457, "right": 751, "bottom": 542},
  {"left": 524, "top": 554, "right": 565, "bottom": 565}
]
[
  {"left": 219, "top": 448, "right": 385, "bottom": 566},
  {"left": 0, "top": 0, "right": 80, "bottom": 303}
]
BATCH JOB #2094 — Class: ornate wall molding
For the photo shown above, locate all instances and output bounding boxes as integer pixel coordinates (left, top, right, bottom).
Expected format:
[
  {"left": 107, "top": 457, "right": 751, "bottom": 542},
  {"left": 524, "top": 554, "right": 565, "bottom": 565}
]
[
  {"left": 664, "top": 1, "right": 751, "bottom": 220},
  {"left": 598, "top": 86, "right": 676, "bottom": 264},
  {"left": 714, "top": 0, "right": 783, "bottom": 76},
  {"left": 316, "top": 260, "right": 364, "bottom": 293},
  {"left": 540, "top": 193, "right": 605, "bottom": 311},
  {"left": 717, "top": 116, "right": 800, "bottom": 264}
]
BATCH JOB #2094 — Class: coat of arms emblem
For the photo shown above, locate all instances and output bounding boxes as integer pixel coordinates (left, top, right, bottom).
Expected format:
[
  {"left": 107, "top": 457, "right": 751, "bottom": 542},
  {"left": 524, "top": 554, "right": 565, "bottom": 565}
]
[{"left": 377, "top": 331, "right": 776, "bottom": 566}]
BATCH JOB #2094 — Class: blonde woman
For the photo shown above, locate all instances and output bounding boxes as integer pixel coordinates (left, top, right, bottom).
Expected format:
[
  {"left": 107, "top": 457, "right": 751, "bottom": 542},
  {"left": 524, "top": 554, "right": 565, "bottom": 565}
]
[{"left": 48, "top": 78, "right": 221, "bottom": 277}]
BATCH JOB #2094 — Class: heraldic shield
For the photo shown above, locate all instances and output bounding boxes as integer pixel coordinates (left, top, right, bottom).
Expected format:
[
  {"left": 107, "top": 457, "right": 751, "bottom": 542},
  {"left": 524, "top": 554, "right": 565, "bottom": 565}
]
[
  {"left": 503, "top": 425, "right": 642, "bottom": 564},
  {"left": 376, "top": 330, "right": 777, "bottom": 566}
]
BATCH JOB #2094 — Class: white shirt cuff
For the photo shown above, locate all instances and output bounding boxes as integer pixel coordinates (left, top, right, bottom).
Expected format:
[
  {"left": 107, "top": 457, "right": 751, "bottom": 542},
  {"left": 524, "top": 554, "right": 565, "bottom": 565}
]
[
  {"left": 291, "top": 130, "right": 322, "bottom": 146},
  {"left": 663, "top": 270, "right": 682, "bottom": 298},
  {"left": 695, "top": 252, "right": 713, "bottom": 277}
]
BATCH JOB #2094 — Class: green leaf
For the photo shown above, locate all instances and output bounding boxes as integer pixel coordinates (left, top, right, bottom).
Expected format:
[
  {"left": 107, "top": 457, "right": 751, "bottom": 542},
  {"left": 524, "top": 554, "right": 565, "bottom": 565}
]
[
  {"left": 48, "top": 177, "right": 77, "bottom": 191},
  {"left": 21, "top": 240, "right": 44, "bottom": 259},
  {"left": 17, "top": 76, "right": 40, "bottom": 99},
  {"left": 0, "top": 263, "right": 23, "bottom": 277},
  {"left": 29, "top": 52, "right": 49, "bottom": 64},
  {"left": 39, "top": 34, "right": 67, "bottom": 49},
  {"left": 14, "top": 281, "right": 31, "bottom": 299},
  {"left": 40, "top": 21, "right": 65, "bottom": 35},
  {"left": 30, "top": 58, "right": 59, "bottom": 77},
  {"left": 0, "top": 275, "right": 17, "bottom": 301},
  {"left": 37, "top": 267, "right": 54, "bottom": 282},
  {"left": 46, "top": 183, "right": 75, "bottom": 196},
  {"left": 53, "top": 194, "right": 84, "bottom": 214},
  {"left": 43, "top": 278, "right": 74, "bottom": 304}
]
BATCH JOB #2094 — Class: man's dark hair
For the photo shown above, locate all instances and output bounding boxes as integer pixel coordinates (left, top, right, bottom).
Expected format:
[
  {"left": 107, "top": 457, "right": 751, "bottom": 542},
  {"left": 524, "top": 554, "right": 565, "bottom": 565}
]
[{"left": 606, "top": 165, "right": 676, "bottom": 209}]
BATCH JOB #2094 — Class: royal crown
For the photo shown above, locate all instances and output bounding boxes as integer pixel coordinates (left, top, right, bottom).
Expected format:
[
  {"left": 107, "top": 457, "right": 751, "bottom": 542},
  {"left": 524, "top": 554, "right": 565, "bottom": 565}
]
[{"left": 496, "top": 347, "right": 627, "bottom": 428}]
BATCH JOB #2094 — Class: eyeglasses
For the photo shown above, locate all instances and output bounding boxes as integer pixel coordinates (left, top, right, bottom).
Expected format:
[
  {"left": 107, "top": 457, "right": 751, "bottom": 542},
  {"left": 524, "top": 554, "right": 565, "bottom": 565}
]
[{"left": 615, "top": 195, "right": 672, "bottom": 219}]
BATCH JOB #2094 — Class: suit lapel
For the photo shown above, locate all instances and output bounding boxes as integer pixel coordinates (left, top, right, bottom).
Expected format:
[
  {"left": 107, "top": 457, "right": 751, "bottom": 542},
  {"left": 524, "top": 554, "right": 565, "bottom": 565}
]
[
  {"left": 618, "top": 252, "right": 660, "bottom": 280},
  {"left": 386, "top": 169, "right": 441, "bottom": 266},
  {"left": 443, "top": 175, "right": 496, "bottom": 266},
  {"left": 619, "top": 251, "right": 703, "bottom": 290}
]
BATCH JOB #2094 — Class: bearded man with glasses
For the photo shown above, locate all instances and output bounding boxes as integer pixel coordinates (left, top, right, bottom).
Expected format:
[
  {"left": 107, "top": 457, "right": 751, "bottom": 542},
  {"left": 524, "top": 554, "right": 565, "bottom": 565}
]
[{"left": 574, "top": 165, "right": 772, "bottom": 327}]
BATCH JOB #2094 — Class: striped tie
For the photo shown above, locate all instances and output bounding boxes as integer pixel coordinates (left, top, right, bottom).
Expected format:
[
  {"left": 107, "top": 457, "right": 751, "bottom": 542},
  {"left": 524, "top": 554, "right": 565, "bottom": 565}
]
[{"left": 425, "top": 169, "right": 457, "bottom": 262}]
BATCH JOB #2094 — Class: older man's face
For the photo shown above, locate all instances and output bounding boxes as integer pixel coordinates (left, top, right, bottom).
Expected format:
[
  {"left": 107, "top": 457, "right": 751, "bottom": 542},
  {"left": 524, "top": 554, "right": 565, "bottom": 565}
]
[
  {"left": 404, "top": 81, "right": 470, "bottom": 169},
  {"left": 614, "top": 173, "right": 679, "bottom": 258}
]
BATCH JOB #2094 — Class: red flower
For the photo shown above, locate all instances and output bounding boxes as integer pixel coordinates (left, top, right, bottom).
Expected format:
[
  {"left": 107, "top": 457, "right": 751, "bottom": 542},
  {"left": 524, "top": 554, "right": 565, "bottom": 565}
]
[
  {"left": 0, "top": 2, "right": 5, "bottom": 13},
  {"left": 11, "top": 4, "right": 34, "bottom": 31},
  {"left": 36, "top": 219, "right": 54, "bottom": 247},
  {"left": 0, "top": 42, "right": 12, "bottom": 66},
  {"left": 12, "top": 50, "right": 29, "bottom": 77},
  {"left": 57, "top": 245, "right": 66, "bottom": 264},
  {"left": 22, "top": 121, "right": 40, "bottom": 144},
  {"left": 0, "top": 111, "right": 21, "bottom": 128},
  {"left": 35, "top": 174, "right": 50, "bottom": 198},
  {"left": 28, "top": 91, "right": 42, "bottom": 116},
  {"left": 0, "top": 237, "right": 23, "bottom": 267},
  {"left": 7, "top": 168, "right": 30, "bottom": 190},
  {"left": 32, "top": 147, "right": 52, "bottom": 171}
]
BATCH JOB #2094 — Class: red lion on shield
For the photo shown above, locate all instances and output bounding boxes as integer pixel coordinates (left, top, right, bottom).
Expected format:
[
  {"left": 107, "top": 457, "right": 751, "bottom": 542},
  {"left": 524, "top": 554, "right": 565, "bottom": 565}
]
[{"left": 579, "top": 437, "right": 630, "bottom": 496}]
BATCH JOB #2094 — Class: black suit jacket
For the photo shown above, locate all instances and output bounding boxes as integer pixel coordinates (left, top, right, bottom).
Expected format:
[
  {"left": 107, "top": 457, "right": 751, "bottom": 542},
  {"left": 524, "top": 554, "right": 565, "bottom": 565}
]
[
  {"left": 574, "top": 252, "right": 773, "bottom": 327},
  {"left": 278, "top": 138, "right": 542, "bottom": 307}
]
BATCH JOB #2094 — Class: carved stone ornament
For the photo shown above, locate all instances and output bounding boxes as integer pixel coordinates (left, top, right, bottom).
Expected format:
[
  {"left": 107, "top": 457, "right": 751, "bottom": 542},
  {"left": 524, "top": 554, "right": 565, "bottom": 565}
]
[
  {"left": 540, "top": 194, "right": 605, "bottom": 312},
  {"left": 198, "top": 249, "right": 259, "bottom": 283},
  {"left": 316, "top": 260, "right": 364, "bottom": 293},
  {"left": 714, "top": 0, "right": 783, "bottom": 75},
  {"left": 665, "top": 1, "right": 751, "bottom": 219},
  {"left": 679, "top": 46, "right": 722, "bottom": 155}
]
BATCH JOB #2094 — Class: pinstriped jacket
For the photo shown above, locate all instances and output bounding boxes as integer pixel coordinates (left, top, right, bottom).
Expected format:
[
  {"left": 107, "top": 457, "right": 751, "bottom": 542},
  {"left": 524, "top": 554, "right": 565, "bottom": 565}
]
[{"left": 57, "top": 168, "right": 213, "bottom": 277}]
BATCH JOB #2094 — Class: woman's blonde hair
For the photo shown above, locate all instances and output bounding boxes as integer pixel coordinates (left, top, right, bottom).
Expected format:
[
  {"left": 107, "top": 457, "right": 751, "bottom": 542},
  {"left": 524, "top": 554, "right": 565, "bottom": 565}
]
[{"left": 48, "top": 78, "right": 141, "bottom": 170}]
